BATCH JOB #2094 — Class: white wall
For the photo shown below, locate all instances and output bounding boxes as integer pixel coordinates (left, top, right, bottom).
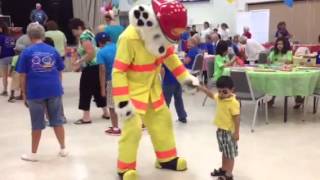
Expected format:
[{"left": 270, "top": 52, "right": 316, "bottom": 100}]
[
  {"left": 183, "top": 0, "right": 238, "bottom": 33},
  {"left": 122, "top": 0, "right": 238, "bottom": 33},
  {"left": 118, "top": 0, "right": 281, "bottom": 35}
]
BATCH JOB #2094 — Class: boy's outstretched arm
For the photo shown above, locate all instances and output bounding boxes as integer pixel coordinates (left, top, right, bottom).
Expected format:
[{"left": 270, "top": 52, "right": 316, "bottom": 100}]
[{"left": 198, "top": 85, "right": 215, "bottom": 99}]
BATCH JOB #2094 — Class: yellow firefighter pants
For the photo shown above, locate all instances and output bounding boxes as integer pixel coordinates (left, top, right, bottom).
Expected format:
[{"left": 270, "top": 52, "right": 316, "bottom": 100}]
[{"left": 117, "top": 105, "right": 177, "bottom": 172}]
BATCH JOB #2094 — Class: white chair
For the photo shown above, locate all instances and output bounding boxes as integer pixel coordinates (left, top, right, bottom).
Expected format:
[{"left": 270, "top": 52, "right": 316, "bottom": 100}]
[
  {"left": 230, "top": 70, "right": 269, "bottom": 132},
  {"left": 189, "top": 53, "right": 204, "bottom": 77},
  {"left": 309, "top": 90, "right": 320, "bottom": 115}
]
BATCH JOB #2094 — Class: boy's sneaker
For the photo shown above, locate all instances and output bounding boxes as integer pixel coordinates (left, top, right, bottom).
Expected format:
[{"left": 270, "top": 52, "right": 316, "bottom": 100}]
[
  {"left": 8, "top": 96, "right": 16, "bottom": 103},
  {"left": 218, "top": 175, "right": 234, "bottom": 180},
  {"left": 0, "top": 91, "right": 8, "bottom": 96},
  {"left": 211, "top": 168, "right": 226, "bottom": 177},
  {"left": 59, "top": 149, "right": 68, "bottom": 157},
  {"left": 21, "top": 153, "right": 38, "bottom": 162},
  {"left": 105, "top": 127, "right": 121, "bottom": 136}
]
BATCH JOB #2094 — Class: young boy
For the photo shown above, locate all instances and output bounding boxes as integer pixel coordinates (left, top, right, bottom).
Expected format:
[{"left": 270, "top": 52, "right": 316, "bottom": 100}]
[
  {"left": 198, "top": 76, "right": 240, "bottom": 180},
  {"left": 96, "top": 32, "right": 121, "bottom": 136}
]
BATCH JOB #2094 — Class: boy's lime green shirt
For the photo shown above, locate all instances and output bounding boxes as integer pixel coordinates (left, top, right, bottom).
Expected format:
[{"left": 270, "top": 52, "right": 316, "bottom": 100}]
[
  {"left": 212, "top": 94, "right": 240, "bottom": 133},
  {"left": 268, "top": 50, "right": 293, "bottom": 64},
  {"left": 11, "top": 55, "right": 19, "bottom": 67},
  {"left": 214, "top": 55, "right": 229, "bottom": 81}
]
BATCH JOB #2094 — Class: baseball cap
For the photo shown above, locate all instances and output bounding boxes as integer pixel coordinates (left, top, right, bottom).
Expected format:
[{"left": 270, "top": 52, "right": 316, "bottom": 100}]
[{"left": 95, "top": 32, "right": 111, "bottom": 43}]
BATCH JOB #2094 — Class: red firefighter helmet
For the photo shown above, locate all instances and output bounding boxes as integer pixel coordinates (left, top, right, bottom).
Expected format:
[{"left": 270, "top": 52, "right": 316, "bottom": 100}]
[{"left": 152, "top": 0, "right": 188, "bottom": 43}]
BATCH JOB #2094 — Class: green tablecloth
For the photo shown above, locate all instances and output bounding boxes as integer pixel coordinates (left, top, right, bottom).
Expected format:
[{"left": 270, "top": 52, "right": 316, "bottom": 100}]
[{"left": 223, "top": 68, "right": 320, "bottom": 96}]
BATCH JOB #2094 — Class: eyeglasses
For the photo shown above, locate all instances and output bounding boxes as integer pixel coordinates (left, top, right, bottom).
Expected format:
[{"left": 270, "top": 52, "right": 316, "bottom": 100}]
[{"left": 218, "top": 89, "right": 229, "bottom": 94}]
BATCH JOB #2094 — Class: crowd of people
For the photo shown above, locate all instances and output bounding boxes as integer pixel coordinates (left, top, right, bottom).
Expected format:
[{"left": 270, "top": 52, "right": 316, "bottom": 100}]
[
  {"left": 0, "top": 1, "right": 128, "bottom": 162},
  {"left": 176, "top": 20, "right": 320, "bottom": 110}
]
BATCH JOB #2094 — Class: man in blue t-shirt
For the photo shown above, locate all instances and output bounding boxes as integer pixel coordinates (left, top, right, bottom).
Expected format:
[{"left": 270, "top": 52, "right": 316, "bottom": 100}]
[
  {"left": 162, "top": 65, "right": 187, "bottom": 123},
  {"left": 16, "top": 22, "right": 67, "bottom": 162},
  {"left": 184, "top": 45, "right": 200, "bottom": 69},
  {"left": 204, "top": 34, "right": 216, "bottom": 55},
  {"left": 96, "top": 32, "right": 121, "bottom": 136},
  {"left": 30, "top": 3, "right": 48, "bottom": 25}
]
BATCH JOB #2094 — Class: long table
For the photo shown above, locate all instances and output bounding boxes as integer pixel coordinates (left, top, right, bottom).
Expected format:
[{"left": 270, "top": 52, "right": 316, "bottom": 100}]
[{"left": 224, "top": 67, "right": 320, "bottom": 122}]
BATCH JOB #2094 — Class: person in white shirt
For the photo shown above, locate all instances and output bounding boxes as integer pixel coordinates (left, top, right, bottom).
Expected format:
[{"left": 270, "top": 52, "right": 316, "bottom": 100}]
[
  {"left": 201, "top": 21, "right": 212, "bottom": 43},
  {"left": 239, "top": 36, "right": 265, "bottom": 64},
  {"left": 219, "top": 23, "right": 230, "bottom": 41}
]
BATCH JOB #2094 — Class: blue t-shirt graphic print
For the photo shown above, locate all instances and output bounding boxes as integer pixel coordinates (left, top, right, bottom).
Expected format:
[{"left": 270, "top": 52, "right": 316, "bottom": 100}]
[{"left": 16, "top": 43, "right": 65, "bottom": 100}]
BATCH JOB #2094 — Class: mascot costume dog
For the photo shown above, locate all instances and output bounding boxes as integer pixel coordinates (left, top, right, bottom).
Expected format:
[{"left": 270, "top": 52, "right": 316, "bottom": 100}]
[{"left": 112, "top": 0, "right": 199, "bottom": 179}]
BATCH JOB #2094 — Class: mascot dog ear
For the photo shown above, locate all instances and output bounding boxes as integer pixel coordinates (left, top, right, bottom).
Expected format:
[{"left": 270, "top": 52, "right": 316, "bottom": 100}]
[
  {"left": 130, "top": 5, "right": 155, "bottom": 28},
  {"left": 129, "top": 4, "right": 171, "bottom": 57}
]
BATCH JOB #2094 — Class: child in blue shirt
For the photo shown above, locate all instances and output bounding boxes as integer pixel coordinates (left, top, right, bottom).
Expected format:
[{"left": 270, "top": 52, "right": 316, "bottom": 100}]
[
  {"left": 96, "top": 32, "right": 121, "bottom": 136},
  {"left": 0, "top": 22, "right": 15, "bottom": 96}
]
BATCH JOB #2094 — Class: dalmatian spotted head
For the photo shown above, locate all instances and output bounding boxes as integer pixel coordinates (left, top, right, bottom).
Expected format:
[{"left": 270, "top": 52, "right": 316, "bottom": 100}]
[{"left": 129, "top": 0, "right": 187, "bottom": 57}]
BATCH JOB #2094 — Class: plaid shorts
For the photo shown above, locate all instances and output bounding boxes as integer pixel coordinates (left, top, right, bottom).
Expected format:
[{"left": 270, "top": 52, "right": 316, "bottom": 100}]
[
  {"left": 106, "top": 81, "right": 115, "bottom": 108},
  {"left": 216, "top": 129, "right": 238, "bottom": 159}
]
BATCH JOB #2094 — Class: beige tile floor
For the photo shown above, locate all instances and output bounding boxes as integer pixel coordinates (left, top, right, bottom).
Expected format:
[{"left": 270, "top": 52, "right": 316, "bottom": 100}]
[{"left": 1, "top": 72, "right": 320, "bottom": 180}]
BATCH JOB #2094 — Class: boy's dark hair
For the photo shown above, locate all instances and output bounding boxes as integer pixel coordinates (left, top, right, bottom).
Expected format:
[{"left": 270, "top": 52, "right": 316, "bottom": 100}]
[
  {"left": 44, "top": 37, "right": 55, "bottom": 47},
  {"left": 226, "top": 40, "right": 232, "bottom": 47},
  {"left": 216, "top": 76, "right": 234, "bottom": 89},
  {"left": 68, "top": 18, "right": 85, "bottom": 30},
  {"left": 46, "top": 20, "right": 59, "bottom": 31},
  {"left": 216, "top": 40, "right": 229, "bottom": 56}
]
